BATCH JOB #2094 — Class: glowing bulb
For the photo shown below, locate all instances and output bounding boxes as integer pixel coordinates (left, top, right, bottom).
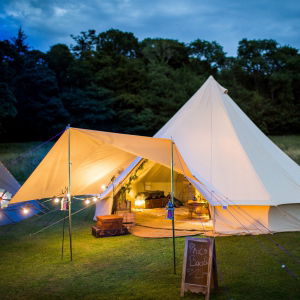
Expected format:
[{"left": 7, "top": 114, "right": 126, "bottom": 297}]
[
  {"left": 135, "top": 199, "right": 145, "bottom": 208},
  {"left": 67, "top": 193, "right": 70, "bottom": 198},
  {"left": 92, "top": 197, "right": 97, "bottom": 202},
  {"left": 22, "top": 207, "right": 29, "bottom": 215},
  {"left": 101, "top": 184, "right": 106, "bottom": 191},
  {"left": 85, "top": 199, "right": 90, "bottom": 205},
  {"left": 54, "top": 197, "right": 60, "bottom": 204}
]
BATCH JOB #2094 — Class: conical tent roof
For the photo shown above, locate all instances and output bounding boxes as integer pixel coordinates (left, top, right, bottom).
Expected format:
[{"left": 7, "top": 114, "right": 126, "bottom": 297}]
[
  {"left": 155, "top": 76, "right": 300, "bottom": 206},
  {"left": 0, "top": 160, "right": 20, "bottom": 197}
]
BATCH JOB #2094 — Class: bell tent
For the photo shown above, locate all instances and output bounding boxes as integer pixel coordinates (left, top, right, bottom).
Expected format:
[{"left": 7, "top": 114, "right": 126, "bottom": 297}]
[
  {"left": 0, "top": 160, "right": 42, "bottom": 225},
  {"left": 0, "top": 160, "right": 20, "bottom": 199},
  {"left": 96, "top": 76, "right": 300, "bottom": 234}
]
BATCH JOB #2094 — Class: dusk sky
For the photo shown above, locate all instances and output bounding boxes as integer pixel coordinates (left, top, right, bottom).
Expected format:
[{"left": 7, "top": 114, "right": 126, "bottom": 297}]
[{"left": 0, "top": 0, "right": 299, "bottom": 56}]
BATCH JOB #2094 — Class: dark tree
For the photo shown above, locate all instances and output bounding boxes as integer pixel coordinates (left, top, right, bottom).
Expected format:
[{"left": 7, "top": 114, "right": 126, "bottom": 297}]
[
  {"left": 141, "top": 38, "right": 189, "bottom": 68},
  {"left": 47, "top": 44, "right": 74, "bottom": 89},
  {"left": 0, "top": 29, "right": 299, "bottom": 140},
  {"left": 97, "top": 29, "right": 140, "bottom": 58}
]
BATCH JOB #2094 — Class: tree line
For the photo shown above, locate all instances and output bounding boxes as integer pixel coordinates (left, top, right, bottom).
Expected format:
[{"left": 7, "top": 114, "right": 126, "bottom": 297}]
[{"left": 0, "top": 28, "right": 299, "bottom": 141}]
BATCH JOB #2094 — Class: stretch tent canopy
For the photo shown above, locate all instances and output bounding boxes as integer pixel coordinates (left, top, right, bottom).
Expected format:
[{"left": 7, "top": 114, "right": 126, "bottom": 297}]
[{"left": 10, "top": 128, "right": 192, "bottom": 204}]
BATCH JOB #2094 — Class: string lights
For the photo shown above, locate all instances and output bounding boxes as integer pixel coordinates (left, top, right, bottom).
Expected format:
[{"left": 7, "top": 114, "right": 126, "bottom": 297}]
[
  {"left": 53, "top": 197, "right": 60, "bottom": 204},
  {"left": 22, "top": 207, "right": 30, "bottom": 215},
  {"left": 51, "top": 194, "right": 101, "bottom": 207}
]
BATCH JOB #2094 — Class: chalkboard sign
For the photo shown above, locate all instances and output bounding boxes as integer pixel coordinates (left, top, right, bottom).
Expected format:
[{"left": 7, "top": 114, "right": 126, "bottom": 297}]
[{"left": 180, "top": 237, "right": 218, "bottom": 299}]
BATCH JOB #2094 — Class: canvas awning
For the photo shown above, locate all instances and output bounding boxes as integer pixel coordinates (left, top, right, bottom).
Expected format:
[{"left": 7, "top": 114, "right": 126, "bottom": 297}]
[{"left": 10, "top": 128, "right": 193, "bottom": 204}]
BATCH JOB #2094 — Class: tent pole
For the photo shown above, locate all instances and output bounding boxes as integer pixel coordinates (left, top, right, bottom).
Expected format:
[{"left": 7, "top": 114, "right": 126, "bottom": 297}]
[
  {"left": 112, "top": 181, "right": 115, "bottom": 213},
  {"left": 61, "top": 208, "right": 66, "bottom": 260},
  {"left": 171, "top": 139, "right": 176, "bottom": 274},
  {"left": 211, "top": 204, "right": 216, "bottom": 236},
  {"left": 67, "top": 124, "right": 73, "bottom": 261}
]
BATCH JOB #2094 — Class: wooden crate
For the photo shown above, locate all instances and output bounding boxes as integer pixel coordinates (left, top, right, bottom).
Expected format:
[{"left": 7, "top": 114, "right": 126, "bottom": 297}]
[
  {"left": 96, "top": 215, "right": 123, "bottom": 230},
  {"left": 116, "top": 211, "right": 135, "bottom": 229},
  {"left": 92, "top": 226, "right": 128, "bottom": 238},
  {"left": 116, "top": 211, "right": 135, "bottom": 223}
]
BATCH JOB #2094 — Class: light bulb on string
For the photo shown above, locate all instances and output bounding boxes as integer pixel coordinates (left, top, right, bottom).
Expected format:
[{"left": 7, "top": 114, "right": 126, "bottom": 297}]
[
  {"left": 22, "top": 207, "right": 29, "bottom": 215},
  {"left": 53, "top": 197, "right": 60, "bottom": 204},
  {"left": 85, "top": 199, "right": 90, "bottom": 205},
  {"left": 92, "top": 197, "right": 97, "bottom": 202},
  {"left": 101, "top": 184, "right": 106, "bottom": 191}
]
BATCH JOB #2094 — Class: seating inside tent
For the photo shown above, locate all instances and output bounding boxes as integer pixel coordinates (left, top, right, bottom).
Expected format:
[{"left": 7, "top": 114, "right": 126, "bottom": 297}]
[{"left": 110, "top": 159, "right": 212, "bottom": 227}]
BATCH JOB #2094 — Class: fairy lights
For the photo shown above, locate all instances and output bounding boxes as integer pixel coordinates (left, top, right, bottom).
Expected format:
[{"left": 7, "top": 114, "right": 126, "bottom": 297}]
[
  {"left": 101, "top": 184, "right": 106, "bottom": 191},
  {"left": 22, "top": 207, "right": 30, "bottom": 215},
  {"left": 92, "top": 196, "right": 97, "bottom": 202},
  {"left": 54, "top": 197, "right": 60, "bottom": 204},
  {"left": 85, "top": 199, "right": 90, "bottom": 205}
]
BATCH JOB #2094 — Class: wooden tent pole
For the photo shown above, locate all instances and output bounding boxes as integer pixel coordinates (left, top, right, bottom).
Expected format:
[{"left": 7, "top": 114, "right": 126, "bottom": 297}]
[
  {"left": 171, "top": 139, "right": 176, "bottom": 274},
  {"left": 67, "top": 124, "right": 73, "bottom": 261}
]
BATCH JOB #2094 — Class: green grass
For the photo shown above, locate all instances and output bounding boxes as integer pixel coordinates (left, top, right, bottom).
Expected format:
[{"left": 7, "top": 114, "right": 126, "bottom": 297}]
[
  {"left": 0, "top": 141, "right": 53, "bottom": 183},
  {"left": 271, "top": 135, "right": 300, "bottom": 164},
  {"left": 0, "top": 203, "right": 300, "bottom": 300},
  {"left": 0, "top": 136, "right": 300, "bottom": 299}
]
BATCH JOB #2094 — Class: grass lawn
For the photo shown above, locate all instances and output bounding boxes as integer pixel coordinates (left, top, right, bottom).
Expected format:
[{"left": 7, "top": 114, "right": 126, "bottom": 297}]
[
  {"left": 270, "top": 135, "right": 300, "bottom": 165},
  {"left": 0, "top": 136, "right": 300, "bottom": 300}
]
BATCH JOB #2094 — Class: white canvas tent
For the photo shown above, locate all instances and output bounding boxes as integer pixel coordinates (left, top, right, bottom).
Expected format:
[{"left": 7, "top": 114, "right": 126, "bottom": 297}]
[
  {"left": 96, "top": 76, "right": 300, "bottom": 234},
  {"left": 0, "top": 160, "right": 20, "bottom": 200},
  {"left": 0, "top": 162, "right": 43, "bottom": 226},
  {"left": 0, "top": 161, "right": 43, "bottom": 226}
]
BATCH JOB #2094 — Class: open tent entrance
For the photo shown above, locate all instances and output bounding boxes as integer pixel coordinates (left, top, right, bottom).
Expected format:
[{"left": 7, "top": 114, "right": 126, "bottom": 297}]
[{"left": 103, "top": 159, "right": 213, "bottom": 236}]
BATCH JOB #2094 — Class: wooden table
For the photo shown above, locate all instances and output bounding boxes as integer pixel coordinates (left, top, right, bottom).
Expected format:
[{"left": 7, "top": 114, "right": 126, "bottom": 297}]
[{"left": 187, "top": 201, "right": 209, "bottom": 219}]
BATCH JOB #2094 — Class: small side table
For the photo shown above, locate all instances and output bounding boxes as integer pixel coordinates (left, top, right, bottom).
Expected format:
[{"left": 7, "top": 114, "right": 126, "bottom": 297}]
[{"left": 187, "top": 201, "right": 208, "bottom": 219}]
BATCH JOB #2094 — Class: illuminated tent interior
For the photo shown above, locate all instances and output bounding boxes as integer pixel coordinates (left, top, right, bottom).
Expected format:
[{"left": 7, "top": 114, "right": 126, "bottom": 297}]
[{"left": 95, "top": 158, "right": 209, "bottom": 215}]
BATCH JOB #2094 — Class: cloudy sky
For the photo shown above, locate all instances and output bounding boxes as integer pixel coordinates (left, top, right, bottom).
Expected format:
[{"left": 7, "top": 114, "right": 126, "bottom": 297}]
[{"left": 0, "top": 0, "right": 299, "bottom": 56}]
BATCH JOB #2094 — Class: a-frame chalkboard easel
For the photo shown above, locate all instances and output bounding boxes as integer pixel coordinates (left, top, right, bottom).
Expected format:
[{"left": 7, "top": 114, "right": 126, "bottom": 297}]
[{"left": 180, "top": 237, "right": 218, "bottom": 299}]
